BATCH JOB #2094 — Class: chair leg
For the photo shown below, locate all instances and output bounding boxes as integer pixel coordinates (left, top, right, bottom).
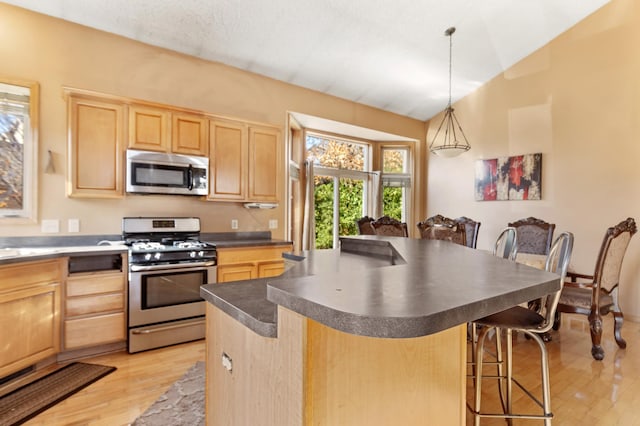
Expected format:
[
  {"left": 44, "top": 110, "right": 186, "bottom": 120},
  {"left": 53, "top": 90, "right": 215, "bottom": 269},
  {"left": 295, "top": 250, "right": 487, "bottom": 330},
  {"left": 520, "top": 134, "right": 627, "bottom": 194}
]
[
  {"left": 613, "top": 311, "right": 627, "bottom": 349},
  {"left": 524, "top": 331, "right": 553, "bottom": 426},
  {"left": 473, "top": 326, "right": 492, "bottom": 426},
  {"left": 552, "top": 311, "right": 561, "bottom": 331},
  {"left": 505, "top": 329, "right": 513, "bottom": 426},
  {"left": 611, "top": 287, "right": 627, "bottom": 349},
  {"left": 588, "top": 310, "right": 605, "bottom": 360}
]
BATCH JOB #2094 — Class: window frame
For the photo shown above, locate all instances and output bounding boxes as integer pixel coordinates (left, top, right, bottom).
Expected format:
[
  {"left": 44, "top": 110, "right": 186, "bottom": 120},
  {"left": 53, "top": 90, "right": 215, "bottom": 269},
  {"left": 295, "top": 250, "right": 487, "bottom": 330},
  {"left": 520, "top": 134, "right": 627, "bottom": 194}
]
[{"left": 0, "top": 78, "right": 39, "bottom": 223}]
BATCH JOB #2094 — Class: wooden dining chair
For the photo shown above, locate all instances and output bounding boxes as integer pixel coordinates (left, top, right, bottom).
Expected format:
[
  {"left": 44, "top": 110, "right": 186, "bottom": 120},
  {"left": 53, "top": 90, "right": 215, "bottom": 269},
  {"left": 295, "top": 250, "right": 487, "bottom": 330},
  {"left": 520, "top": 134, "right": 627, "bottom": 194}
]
[
  {"left": 416, "top": 214, "right": 466, "bottom": 246},
  {"left": 370, "top": 216, "right": 408, "bottom": 237},
  {"left": 455, "top": 216, "right": 481, "bottom": 249},
  {"left": 508, "top": 217, "right": 555, "bottom": 255},
  {"left": 356, "top": 216, "right": 375, "bottom": 235},
  {"left": 554, "top": 217, "right": 637, "bottom": 360}
]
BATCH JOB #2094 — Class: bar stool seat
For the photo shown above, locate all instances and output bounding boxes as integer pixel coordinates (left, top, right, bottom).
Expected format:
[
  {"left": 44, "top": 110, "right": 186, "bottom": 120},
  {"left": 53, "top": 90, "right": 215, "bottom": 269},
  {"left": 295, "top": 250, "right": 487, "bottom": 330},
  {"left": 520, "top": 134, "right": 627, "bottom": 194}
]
[{"left": 469, "top": 232, "right": 573, "bottom": 426}]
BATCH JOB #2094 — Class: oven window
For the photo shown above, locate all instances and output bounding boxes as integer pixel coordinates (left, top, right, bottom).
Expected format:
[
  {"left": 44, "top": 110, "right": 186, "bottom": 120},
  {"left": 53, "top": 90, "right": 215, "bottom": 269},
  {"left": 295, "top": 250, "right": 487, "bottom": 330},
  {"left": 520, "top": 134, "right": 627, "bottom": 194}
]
[{"left": 141, "top": 269, "right": 206, "bottom": 309}]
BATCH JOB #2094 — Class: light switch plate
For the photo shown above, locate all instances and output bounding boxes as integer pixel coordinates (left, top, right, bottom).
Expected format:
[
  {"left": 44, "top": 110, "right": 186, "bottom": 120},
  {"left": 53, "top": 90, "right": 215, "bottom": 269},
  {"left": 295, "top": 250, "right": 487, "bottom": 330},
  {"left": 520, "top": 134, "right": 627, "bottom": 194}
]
[
  {"left": 41, "top": 219, "right": 60, "bottom": 233},
  {"left": 269, "top": 219, "right": 278, "bottom": 229},
  {"left": 231, "top": 219, "right": 238, "bottom": 230}
]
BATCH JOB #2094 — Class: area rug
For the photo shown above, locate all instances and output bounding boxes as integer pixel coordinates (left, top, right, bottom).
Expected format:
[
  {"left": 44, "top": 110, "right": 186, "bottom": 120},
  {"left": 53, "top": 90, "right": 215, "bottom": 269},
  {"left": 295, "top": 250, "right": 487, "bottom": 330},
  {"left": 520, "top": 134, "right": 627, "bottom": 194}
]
[
  {"left": 0, "top": 362, "right": 116, "bottom": 426},
  {"left": 133, "top": 361, "right": 205, "bottom": 426}
]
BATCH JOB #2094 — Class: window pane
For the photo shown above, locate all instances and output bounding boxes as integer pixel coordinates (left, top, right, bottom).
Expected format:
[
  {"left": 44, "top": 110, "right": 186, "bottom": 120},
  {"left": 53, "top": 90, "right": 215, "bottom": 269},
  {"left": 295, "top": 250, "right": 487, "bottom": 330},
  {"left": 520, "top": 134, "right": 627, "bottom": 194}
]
[
  {"left": 314, "top": 175, "right": 334, "bottom": 249},
  {"left": 383, "top": 148, "right": 407, "bottom": 173},
  {"left": 306, "top": 135, "right": 365, "bottom": 171},
  {"left": 0, "top": 112, "right": 25, "bottom": 210},
  {"left": 339, "top": 178, "right": 363, "bottom": 237},
  {"left": 383, "top": 187, "right": 403, "bottom": 220}
]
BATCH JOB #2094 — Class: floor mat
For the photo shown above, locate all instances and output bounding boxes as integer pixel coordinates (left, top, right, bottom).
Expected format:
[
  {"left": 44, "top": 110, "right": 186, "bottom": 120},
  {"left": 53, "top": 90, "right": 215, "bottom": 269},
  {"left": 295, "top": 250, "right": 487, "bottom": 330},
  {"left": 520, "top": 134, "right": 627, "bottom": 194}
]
[{"left": 0, "top": 362, "right": 116, "bottom": 426}]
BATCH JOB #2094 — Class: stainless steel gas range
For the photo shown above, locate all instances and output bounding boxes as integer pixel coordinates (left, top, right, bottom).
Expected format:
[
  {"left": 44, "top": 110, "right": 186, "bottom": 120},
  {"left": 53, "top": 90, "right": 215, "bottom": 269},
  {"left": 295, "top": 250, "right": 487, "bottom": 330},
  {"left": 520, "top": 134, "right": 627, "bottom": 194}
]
[{"left": 123, "top": 217, "right": 216, "bottom": 353}]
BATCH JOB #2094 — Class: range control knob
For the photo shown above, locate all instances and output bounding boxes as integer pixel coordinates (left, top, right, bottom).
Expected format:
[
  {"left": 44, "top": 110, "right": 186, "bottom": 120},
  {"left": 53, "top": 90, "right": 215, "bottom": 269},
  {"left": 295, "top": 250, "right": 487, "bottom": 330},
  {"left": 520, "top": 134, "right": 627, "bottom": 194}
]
[
  {"left": 154, "top": 252, "right": 162, "bottom": 260},
  {"left": 144, "top": 253, "right": 152, "bottom": 261},
  {"left": 198, "top": 251, "right": 205, "bottom": 257},
  {"left": 190, "top": 251, "right": 197, "bottom": 258}
]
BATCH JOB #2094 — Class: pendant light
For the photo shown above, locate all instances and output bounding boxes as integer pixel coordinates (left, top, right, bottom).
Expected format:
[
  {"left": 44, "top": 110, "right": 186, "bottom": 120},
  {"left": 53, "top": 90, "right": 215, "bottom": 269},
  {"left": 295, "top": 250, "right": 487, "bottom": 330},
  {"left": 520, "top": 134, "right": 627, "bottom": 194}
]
[{"left": 429, "top": 27, "right": 471, "bottom": 157}]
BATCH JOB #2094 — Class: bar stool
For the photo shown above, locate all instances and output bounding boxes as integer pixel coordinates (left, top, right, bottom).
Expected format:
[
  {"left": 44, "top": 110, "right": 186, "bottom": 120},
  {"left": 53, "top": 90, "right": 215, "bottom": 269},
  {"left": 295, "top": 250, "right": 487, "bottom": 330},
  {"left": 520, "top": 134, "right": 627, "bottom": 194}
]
[{"left": 470, "top": 232, "right": 573, "bottom": 425}]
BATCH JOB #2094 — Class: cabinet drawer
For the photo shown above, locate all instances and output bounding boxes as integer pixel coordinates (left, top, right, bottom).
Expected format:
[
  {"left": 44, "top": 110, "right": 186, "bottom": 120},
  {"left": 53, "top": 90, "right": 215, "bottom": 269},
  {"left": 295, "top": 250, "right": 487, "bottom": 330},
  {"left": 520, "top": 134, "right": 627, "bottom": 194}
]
[
  {"left": 66, "top": 293, "right": 124, "bottom": 317},
  {"left": 217, "top": 246, "right": 292, "bottom": 264},
  {"left": 0, "top": 259, "right": 62, "bottom": 293},
  {"left": 64, "top": 312, "right": 126, "bottom": 349},
  {"left": 66, "top": 273, "right": 125, "bottom": 297}
]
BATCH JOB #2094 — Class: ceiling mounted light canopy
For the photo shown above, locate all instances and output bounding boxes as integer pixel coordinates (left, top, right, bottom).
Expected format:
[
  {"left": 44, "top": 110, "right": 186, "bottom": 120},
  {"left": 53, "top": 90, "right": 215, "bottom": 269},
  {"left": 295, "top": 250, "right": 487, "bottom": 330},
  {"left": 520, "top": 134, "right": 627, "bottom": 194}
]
[{"left": 429, "top": 27, "right": 471, "bottom": 158}]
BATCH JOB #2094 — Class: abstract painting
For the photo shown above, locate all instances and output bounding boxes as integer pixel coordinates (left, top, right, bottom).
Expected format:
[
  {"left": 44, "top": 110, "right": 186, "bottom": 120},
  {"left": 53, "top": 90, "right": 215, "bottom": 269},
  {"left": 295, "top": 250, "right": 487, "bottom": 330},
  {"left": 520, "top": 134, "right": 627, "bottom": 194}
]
[{"left": 475, "top": 153, "right": 542, "bottom": 201}]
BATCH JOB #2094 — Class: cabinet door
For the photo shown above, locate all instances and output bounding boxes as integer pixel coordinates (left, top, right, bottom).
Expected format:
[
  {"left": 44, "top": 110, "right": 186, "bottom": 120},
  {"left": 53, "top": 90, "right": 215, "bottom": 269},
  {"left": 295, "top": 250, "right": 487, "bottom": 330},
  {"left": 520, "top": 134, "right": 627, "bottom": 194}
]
[
  {"left": 248, "top": 126, "right": 280, "bottom": 202},
  {"left": 128, "top": 105, "right": 170, "bottom": 152},
  {"left": 258, "top": 260, "right": 285, "bottom": 278},
  {"left": 172, "top": 113, "right": 208, "bottom": 156},
  {"left": 0, "top": 283, "right": 60, "bottom": 377},
  {"left": 217, "top": 263, "right": 257, "bottom": 283},
  {"left": 68, "top": 96, "right": 124, "bottom": 198},
  {"left": 208, "top": 120, "right": 248, "bottom": 201}
]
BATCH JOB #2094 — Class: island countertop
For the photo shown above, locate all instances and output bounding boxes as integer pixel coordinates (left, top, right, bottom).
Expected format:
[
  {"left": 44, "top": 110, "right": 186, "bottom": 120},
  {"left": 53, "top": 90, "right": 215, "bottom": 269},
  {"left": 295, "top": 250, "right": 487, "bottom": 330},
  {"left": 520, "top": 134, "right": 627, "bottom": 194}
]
[{"left": 200, "top": 236, "right": 560, "bottom": 339}]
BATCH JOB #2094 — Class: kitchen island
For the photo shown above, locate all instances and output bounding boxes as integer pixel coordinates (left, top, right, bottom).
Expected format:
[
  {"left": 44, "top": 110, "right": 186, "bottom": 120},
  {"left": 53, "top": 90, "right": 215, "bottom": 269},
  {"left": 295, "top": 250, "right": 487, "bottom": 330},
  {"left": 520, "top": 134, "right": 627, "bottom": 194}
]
[{"left": 200, "top": 236, "right": 560, "bottom": 425}]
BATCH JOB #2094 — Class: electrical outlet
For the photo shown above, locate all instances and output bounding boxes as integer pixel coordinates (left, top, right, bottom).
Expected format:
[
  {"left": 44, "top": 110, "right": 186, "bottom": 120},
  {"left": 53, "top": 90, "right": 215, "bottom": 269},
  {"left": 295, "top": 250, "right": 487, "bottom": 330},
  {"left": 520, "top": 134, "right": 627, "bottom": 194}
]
[
  {"left": 68, "top": 218, "right": 80, "bottom": 233},
  {"left": 41, "top": 219, "right": 60, "bottom": 233},
  {"left": 269, "top": 219, "right": 278, "bottom": 229},
  {"left": 231, "top": 219, "right": 238, "bottom": 230}
]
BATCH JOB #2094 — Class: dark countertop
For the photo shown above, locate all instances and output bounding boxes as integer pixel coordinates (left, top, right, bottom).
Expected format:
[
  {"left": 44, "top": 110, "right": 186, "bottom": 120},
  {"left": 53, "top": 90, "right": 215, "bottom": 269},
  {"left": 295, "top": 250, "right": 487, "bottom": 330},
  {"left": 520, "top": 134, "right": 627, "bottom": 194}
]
[
  {"left": 0, "top": 245, "right": 128, "bottom": 266},
  {"left": 201, "top": 236, "right": 560, "bottom": 339}
]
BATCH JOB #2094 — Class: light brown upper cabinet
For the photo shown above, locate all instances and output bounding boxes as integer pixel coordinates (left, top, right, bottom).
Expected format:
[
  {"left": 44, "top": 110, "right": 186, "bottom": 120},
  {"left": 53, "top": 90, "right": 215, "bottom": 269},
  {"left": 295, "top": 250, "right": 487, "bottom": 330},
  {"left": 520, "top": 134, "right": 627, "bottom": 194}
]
[
  {"left": 248, "top": 125, "right": 280, "bottom": 202},
  {"left": 208, "top": 121, "right": 281, "bottom": 202},
  {"left": 208, "top": 119, "right": 248, "bottom": 201},
  {"left": 128, "top": 105, "right": 208, "bottom": 156},
  {"left": 172, "top": 112, "right": 208, "bottom": 156},
  {"left": 67, "top": 93, "right": 124, "bottom": 198},
  {"left": 128, "top": 105, "right": 169, "bottom": 152}
]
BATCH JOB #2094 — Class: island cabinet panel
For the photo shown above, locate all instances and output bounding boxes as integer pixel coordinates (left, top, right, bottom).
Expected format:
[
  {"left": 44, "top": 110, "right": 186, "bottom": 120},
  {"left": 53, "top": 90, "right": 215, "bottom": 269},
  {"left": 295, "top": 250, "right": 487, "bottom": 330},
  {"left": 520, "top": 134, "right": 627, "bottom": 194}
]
[
  {"left": 62, "top": 254, "right": 127, "bottom": 352},
  {"left": 216, "top": 245, "right": 292, "bottom": 283},
  {"left": 206, "top": 304, "right": 304, "bottom": 426},
  {"left": 0, "top": 259, "right": 62, "bottom": 378},
  {"left": 205, "top": 305, "right": 466, "bottom": 426},
  {"left": 128, "top": 104, "right": 170, "bottom": 152},
  {"left": 67, "top": 95, "right": 125, "bottom": 198},
  {"left": 171, "top": 112, "right": 208, "bottom": 156}
]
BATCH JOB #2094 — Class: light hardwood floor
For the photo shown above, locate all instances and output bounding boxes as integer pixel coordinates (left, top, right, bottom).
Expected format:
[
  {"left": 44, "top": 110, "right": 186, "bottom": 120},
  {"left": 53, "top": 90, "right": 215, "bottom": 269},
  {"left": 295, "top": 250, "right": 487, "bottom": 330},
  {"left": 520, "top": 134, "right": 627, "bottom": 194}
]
[
  {"left": 466, "top": 315, "right": 640, "bottom": 425},
  {"left": 21, "top": 340, "right": 205, "bottom": 426},
  {"left": 6, "top": 315, "right": 640, "bottom": 425}
]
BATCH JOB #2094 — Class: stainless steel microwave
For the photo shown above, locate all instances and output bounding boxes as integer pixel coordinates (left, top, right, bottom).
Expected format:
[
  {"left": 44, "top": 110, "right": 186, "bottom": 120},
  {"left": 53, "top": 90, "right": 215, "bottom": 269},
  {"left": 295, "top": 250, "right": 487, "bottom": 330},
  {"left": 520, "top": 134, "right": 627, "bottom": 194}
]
[{"left": 126, "top": 149, "right": 209, "bottom": 196}]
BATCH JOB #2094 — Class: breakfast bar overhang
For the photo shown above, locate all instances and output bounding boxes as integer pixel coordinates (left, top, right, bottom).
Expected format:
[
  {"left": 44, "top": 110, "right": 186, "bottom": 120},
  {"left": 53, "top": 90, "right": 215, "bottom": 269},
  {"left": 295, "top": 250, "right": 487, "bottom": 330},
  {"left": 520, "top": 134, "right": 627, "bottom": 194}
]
[{"left": 200, "top": 236, "right": 560, "bottom": 425}]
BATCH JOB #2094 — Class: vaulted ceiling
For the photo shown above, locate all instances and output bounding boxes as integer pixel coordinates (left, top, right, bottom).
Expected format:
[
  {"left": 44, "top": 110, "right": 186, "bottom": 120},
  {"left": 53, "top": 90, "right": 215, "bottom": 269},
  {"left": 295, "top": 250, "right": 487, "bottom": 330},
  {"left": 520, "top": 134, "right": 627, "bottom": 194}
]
[{"left": 3, "top": 0, "right": 610, "bottom": 121}]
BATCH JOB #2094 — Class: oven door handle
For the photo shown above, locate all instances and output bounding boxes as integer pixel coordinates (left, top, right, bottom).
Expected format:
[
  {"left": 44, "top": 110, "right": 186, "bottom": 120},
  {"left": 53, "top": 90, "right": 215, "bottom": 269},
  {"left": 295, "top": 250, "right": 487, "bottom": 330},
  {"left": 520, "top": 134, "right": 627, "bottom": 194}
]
[{"left": 130, "top": 260, "right": 216, "bottom": 272}]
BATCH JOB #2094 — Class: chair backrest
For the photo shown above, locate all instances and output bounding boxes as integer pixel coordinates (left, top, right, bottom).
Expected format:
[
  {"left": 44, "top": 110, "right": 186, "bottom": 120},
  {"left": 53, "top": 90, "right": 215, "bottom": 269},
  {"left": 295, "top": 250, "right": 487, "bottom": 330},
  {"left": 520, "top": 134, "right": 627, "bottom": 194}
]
[
  {"left": 455, "top": 216, "right": 481, "bottom": 249},
  {"left": 538, "top": 232, "right": 574, "bottom": 333},
  {"left": 371, "top": 216, "right": 409, "bottom": 237},
  {"left": 416, "top": 215, "right": 467, "bottom": 246},
  {"left": 508, "top": 217, "right": 556, "bottom": 255},
  {"left": 356, "top": 216, "right": 376, "bottom": 235},
  {"left": 593, "top": 217, "right": 637, "bottom": 292},
  {"left": 493, "top": 227, "right": 518, "bottom": 261}
]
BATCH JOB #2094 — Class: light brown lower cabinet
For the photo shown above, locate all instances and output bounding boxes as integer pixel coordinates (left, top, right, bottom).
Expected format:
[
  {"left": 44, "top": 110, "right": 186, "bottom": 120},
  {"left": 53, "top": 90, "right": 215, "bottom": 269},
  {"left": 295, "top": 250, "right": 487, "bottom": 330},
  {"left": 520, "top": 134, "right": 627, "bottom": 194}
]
[
  {"left": 216, "top": 245, "right": 293, "bottom": 283},
  {"left": 0, "top": 259, "right": 62, "bottom": 378},
  {"left": 63, "top": 257, "right": 127, "bottom": 351}
]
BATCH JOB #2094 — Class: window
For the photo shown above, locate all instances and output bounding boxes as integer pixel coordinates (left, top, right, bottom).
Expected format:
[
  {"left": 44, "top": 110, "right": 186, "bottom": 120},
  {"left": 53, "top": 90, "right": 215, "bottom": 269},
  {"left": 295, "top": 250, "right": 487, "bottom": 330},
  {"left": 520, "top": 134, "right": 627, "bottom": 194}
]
[
  {"left": 381, "top": 147, "right": 411, "bottom": 222},
  {"left": 306, "top": 133, "right": 370, "bottom": 249},
  {"left": 0, "top": 80, "right": 38, "bottom": 222}
]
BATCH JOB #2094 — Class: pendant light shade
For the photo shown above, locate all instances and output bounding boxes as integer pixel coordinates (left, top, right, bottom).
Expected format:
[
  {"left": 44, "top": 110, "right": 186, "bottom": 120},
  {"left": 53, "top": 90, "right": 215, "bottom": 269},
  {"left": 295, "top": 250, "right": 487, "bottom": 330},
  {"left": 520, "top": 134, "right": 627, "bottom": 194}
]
[{"left": 429, "top": 27, "right": 470, "bottom": 157}]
